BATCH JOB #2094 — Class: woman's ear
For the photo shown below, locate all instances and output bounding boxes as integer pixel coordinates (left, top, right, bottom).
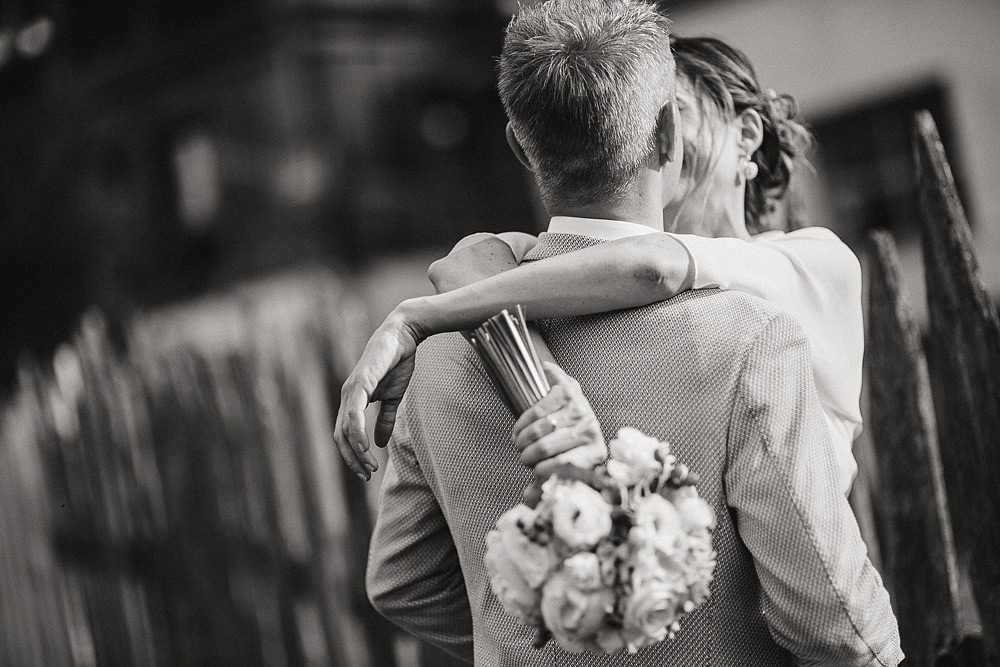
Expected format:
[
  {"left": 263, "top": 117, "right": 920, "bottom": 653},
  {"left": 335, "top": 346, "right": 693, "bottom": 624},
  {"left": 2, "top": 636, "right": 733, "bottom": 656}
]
[
  {"left": 657, "top": 102, "right": 680, "bottom": 165},
  {"left": 505, "top": 122, "right": 533, "bottom": 171},
  {"left": 738, "top": 108, "right": 764, "bottom": 155}
]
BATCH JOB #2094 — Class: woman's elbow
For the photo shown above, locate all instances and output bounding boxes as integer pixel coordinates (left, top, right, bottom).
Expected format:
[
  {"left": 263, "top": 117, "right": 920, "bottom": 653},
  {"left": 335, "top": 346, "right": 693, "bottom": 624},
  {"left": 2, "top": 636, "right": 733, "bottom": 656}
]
[{"left": 631, "top": 247, "right": 687, "bottom": 299}]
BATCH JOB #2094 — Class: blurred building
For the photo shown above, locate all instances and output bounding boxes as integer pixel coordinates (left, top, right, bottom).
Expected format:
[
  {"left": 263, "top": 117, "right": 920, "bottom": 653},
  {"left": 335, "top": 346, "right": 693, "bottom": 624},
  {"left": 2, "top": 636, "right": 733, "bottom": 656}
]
[
  {"left": 670, "top": 0, "right": 1000, "bottom": 322},
  {"left": 0, "top": 0, "right": 538, "bottom": 389},
  {"left": 1, "top": 0, "right": 998, "bottom": 388},
  {"left": 0, "top": 1, "right": 998, "bottom": 665}
]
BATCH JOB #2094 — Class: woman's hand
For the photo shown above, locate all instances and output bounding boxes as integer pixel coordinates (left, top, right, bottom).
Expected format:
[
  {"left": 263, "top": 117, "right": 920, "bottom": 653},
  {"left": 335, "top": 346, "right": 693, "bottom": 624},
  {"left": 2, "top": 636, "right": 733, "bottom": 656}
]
[
  {"left": 513, "top": 363, "right": 607, "bottom": 486},
  {"left": 334, "top": 304, "right": 425, "bottom": 480},
  {"left": 428, "top": 235, "right": 520, "bottom": 294}
]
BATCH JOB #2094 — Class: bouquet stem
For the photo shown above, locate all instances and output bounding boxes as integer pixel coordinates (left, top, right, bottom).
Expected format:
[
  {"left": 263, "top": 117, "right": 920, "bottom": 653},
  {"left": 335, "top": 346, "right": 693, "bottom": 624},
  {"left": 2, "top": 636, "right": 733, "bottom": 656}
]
[{"left": 469, "top": 306, "right": 550, "bottom": 416}]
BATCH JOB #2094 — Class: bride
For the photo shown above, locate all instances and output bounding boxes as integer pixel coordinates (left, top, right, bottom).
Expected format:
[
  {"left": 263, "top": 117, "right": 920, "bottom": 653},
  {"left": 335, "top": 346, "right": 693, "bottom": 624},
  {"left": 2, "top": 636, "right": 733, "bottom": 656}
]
[{"left": 335, "top": 36, "right": 863, "bottom": 496}]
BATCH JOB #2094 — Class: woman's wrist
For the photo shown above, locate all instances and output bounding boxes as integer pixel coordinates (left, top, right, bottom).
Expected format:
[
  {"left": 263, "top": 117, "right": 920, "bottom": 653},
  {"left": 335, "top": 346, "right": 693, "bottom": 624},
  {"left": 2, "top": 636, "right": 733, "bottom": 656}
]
[{"left": 391, "top": 297, "right": 437, "bottom": 343}]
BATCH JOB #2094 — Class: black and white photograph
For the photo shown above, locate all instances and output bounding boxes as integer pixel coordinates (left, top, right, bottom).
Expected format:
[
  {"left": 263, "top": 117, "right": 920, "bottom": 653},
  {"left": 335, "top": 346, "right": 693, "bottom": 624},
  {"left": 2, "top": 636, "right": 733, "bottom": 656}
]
[{"left": 1, "top": 0, "right": 998, "bottom": 665}]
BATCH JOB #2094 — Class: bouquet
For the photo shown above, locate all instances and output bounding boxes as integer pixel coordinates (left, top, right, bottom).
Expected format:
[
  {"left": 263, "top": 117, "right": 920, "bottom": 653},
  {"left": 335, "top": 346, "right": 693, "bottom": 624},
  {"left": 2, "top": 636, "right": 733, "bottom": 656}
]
[{"left": 471, "top": 309, "right": 717, "bottom": 654}]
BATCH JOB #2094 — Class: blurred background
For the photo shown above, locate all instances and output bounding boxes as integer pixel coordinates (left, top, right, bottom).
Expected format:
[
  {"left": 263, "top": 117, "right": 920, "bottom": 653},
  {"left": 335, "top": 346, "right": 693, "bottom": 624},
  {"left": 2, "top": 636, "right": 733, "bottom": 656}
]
[{"left": 0, "top": 0, "right": 997, "bottom": 665}]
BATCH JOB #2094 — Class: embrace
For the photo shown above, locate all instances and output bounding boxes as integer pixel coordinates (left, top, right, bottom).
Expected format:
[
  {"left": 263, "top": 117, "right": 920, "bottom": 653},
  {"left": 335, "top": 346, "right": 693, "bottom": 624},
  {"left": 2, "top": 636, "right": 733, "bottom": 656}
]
[{"left": 334, "top": 1, "right": 902, "bottom": 665}]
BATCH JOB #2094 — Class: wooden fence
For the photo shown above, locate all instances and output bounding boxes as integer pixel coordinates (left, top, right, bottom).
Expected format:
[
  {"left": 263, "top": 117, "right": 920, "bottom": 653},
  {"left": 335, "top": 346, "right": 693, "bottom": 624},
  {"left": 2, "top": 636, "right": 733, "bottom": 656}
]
[
  {"left": 0, "top": 268, "right": 411, "bottom": 667},
  {"left": 864, "top": 112, "right": 1000, "bottom": 666}
]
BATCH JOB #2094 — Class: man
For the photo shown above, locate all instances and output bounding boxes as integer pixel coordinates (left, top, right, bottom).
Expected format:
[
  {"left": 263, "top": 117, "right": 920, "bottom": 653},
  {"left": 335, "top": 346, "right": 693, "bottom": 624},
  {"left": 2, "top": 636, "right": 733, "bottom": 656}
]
[{"left": 345, "top": 1, "right": 901, "bottom": 664}]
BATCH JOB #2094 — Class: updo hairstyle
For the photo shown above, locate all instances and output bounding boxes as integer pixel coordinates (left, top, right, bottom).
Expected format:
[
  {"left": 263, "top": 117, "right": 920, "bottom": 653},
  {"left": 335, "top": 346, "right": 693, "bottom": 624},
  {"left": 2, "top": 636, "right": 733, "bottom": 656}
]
[{"left": 671, "top": 36, "right": 813, "bottom": 232}]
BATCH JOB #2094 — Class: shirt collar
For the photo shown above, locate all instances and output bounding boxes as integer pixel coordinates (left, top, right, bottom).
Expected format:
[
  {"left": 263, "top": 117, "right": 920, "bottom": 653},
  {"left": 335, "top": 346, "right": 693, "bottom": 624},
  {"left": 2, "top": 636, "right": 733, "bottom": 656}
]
[{"left": 547, "top": 216, "right": 661, "bottom": 241}]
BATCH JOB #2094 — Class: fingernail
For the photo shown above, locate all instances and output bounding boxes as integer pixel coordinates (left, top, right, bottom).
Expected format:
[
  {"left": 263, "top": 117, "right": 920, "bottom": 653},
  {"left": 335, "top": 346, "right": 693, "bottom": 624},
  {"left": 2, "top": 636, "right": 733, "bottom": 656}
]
[{"left": 356, "top": 471, "right": 368, "bottom": 481}]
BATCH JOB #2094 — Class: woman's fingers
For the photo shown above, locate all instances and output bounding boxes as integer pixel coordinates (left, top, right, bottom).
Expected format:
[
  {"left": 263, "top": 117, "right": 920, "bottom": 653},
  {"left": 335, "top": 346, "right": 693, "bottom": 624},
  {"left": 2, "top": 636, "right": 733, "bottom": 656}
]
[
  {"left": 372, "top": 356, "right": 416, "bottom": 448},
  {"left": 532, "top": 441, "right": 606, "bottom": 480},
  {"left": 519, "top": 412, "right": 603, "bottom": 467},
  {"left": 334, "top": 380, "right": 376, "bottom": 480},
  {"left": 522, "top": 478, "right": 545, "bottom": 508},
  {"left": 331, "top": 313, "right": 423, "bottom": 481},
  {"left": 513, "top": 362, "right": 607, "bottom": 483},
  {"left": 513, "top": 384, "right": 571, "bottom": 438},
  {"left": 542, "top": 361, "right": 577, "bottom": 390},
  {"left": 514, "top": 393, "right": 593, "bottom": 451},
  {"left": 519, "top": 426, "right": 579, "bottom": 467},
  {"left": 513, "top": 363, "right": 583, "bottom": 437}
]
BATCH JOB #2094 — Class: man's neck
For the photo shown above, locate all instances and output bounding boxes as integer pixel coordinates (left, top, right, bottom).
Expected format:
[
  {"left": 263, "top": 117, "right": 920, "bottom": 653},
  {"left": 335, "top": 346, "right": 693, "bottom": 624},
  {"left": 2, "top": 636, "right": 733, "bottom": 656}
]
[{"left": 547, "top": 184, "right": 664, "bottom": 231}]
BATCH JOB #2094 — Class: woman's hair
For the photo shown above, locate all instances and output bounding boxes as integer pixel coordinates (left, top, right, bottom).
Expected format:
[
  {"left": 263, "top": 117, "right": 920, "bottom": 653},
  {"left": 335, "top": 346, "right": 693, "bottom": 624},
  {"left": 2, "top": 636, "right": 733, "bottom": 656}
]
[{"left": 671, "top": 36, "right": 813, "bottom": 232}]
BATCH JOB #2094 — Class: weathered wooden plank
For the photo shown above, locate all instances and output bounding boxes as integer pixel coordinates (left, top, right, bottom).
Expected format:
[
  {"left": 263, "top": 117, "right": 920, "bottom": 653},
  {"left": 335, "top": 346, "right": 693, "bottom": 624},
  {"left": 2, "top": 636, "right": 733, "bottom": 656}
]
[
  {"left": 914, "top": 110, "right": 1000, "bottom": 654},
  {"left": 0, "top": 270, "right": 409, "bottom": 667},
  {"left": 866, "top": 231, "right": 971, "bottom": 665},
  {"left": 0, "top": 377, "right": 76, "bottom": 667},
  {"left": 315, "top": 323, "right": 402, "bottom": 667}
]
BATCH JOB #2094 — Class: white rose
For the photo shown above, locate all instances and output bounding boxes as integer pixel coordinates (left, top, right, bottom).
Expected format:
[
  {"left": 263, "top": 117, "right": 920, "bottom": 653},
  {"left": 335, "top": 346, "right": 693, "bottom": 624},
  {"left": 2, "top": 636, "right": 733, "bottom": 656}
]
[
  {"left": 682, "top": 530, "right": 717, "bottom": 605},
  {"left": 484, "top": 505, "right": 556, "bottom": 624},
  {"left": 675, "top": 495, "right": 717, "bottom": 533},
  {"left": 628, "top": 542, "right": 665, "bottom": 589},
  {"left": 596, "top": 626, "right": 626, "bottom": 653},
  {"left": 659, "top": 485, "right": 696, "bottom": 505},
  {"left": 562, "top": 551, "right": 603, "bottom": 588},
  {"left": 606, "top": 428, "right": 666, "bottom": 486},
  {"left": 595, "top": 540, "right": 626, "bottom": 587},
  {"left": 622, "top": 574, "right": 684, "bottom": 652},
  {"left": 633, "top": 494, "right": 686, "bottom": 560},
  {"left": 544, "top": 480, "right": 613, "bottom": 550},
  {"left": 627, "top": 524, "right": 654, "bottom": 551},
  {"left": 540, "top": 553, "right": 615, "bottom": 652},
  {"left": 494, "top": 505, "right": 554, "bottom": 588}
]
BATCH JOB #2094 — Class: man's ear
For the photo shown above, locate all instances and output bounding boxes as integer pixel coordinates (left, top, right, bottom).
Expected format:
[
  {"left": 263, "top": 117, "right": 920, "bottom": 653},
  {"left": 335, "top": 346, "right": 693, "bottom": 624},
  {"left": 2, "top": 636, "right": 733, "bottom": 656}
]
[
  {"left": 505, "top": 122, "right": 533, "bottom": 171},
  {"left": 737, "top": 108, "right": 764, "bottom": 155},
  {"left": 657, "top": 101, "right": 679, "bottom": 166}
]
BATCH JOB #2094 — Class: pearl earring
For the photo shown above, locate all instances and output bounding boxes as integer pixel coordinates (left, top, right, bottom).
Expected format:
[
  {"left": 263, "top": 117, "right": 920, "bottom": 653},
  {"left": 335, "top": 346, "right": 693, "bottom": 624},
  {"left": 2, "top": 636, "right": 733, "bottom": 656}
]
[{"left": 742, "top": 155, "right": 759, "bottom": 182}]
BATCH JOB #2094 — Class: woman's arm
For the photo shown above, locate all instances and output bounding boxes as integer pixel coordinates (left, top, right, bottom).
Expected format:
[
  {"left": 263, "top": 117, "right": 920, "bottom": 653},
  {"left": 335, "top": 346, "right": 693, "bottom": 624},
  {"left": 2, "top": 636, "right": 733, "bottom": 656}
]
[
  {"left": 336, "top": 234, "right": 550, "bottom": 479},
  {"left": 335, "top": 232, "right": 693, "bottom": 478},
  {"left": 428, "top": 234, "right": 524, "bottom": 294},
  {"left": 405, "top": 232, "right": 694, "bottom": 340}
]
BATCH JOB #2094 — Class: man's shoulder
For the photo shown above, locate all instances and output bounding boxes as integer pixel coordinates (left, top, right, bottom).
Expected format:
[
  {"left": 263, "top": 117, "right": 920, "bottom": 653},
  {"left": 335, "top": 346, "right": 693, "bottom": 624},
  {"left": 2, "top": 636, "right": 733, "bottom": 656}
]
[
  {"left": 409, "top": 332, "right": 490, "bottom": 397},
  {"left": 418, "top": 331, "right": 478, "bottom": 364},
  {"left": 409, "top": 289, "right": 792, "bottom": 400},
  {"left": 613, "top": 287, "right": 783, "bottom": 345},
  {"left": 416, "top": 289, "right": 785, "bottom": 361}
]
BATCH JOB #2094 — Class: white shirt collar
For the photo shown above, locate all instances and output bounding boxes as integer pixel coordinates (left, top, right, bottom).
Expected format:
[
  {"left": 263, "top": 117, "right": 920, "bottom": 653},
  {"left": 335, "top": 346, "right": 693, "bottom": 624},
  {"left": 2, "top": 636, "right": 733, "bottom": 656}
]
[{"left": 547, "top": 216, "right": 661, "bottom": 241}]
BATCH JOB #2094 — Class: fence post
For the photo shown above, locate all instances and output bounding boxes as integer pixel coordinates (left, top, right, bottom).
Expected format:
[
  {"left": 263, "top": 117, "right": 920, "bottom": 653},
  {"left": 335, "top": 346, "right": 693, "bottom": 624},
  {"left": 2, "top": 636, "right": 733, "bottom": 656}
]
[
  {"left": 866, "top": 231, "right": 977, "bottom": 665},
  {"left": 914, "top": 110, "right": 1000, "bottom": 654}
]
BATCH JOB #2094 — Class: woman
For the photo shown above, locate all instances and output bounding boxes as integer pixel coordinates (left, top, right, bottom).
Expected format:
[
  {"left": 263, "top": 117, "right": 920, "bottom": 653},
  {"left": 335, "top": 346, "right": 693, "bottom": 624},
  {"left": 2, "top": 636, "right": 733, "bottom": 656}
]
[{"left": 336, "top": 36, "right": 862, "bottom": 495}]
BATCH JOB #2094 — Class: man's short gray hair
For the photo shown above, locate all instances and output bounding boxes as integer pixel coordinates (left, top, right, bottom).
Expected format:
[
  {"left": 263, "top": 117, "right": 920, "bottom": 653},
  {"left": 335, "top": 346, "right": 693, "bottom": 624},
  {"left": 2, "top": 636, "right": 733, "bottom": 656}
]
[{"left": 498, "top": 0, "right": 675, "bottom": 209}]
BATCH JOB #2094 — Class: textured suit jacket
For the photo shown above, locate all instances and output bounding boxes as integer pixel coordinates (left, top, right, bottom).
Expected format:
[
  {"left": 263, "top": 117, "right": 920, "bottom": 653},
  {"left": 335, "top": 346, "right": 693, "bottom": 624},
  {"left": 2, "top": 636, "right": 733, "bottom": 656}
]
[{"left": 367, "top": 232, "right": 902, "bottom": 667}]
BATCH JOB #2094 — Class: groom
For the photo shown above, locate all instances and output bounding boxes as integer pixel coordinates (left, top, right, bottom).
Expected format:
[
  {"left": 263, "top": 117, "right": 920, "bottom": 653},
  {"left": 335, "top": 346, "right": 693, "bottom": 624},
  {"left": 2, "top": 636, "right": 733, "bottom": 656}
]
[{"left": 364, "top": 1, "right": 901, "bottom": 665}]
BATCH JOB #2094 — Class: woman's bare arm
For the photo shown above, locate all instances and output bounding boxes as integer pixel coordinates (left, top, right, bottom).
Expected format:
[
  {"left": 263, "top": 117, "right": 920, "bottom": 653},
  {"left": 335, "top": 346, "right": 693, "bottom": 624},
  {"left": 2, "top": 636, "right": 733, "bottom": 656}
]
[
  {"left": 335, "top": 234, "right": 547, "bottom": 479},
  {"left": 402, "top": 232, "right": 694, "bottom": 340},
  {"left": 334, "top": 232, "right": 694, "bottom": 479}
]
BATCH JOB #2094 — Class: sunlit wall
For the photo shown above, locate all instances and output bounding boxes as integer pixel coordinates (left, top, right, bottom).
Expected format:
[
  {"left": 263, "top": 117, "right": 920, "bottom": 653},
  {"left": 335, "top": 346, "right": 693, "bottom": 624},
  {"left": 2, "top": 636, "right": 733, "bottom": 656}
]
[{"left": 670, "top": 0, "right": 1000, "bottom": 318}]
